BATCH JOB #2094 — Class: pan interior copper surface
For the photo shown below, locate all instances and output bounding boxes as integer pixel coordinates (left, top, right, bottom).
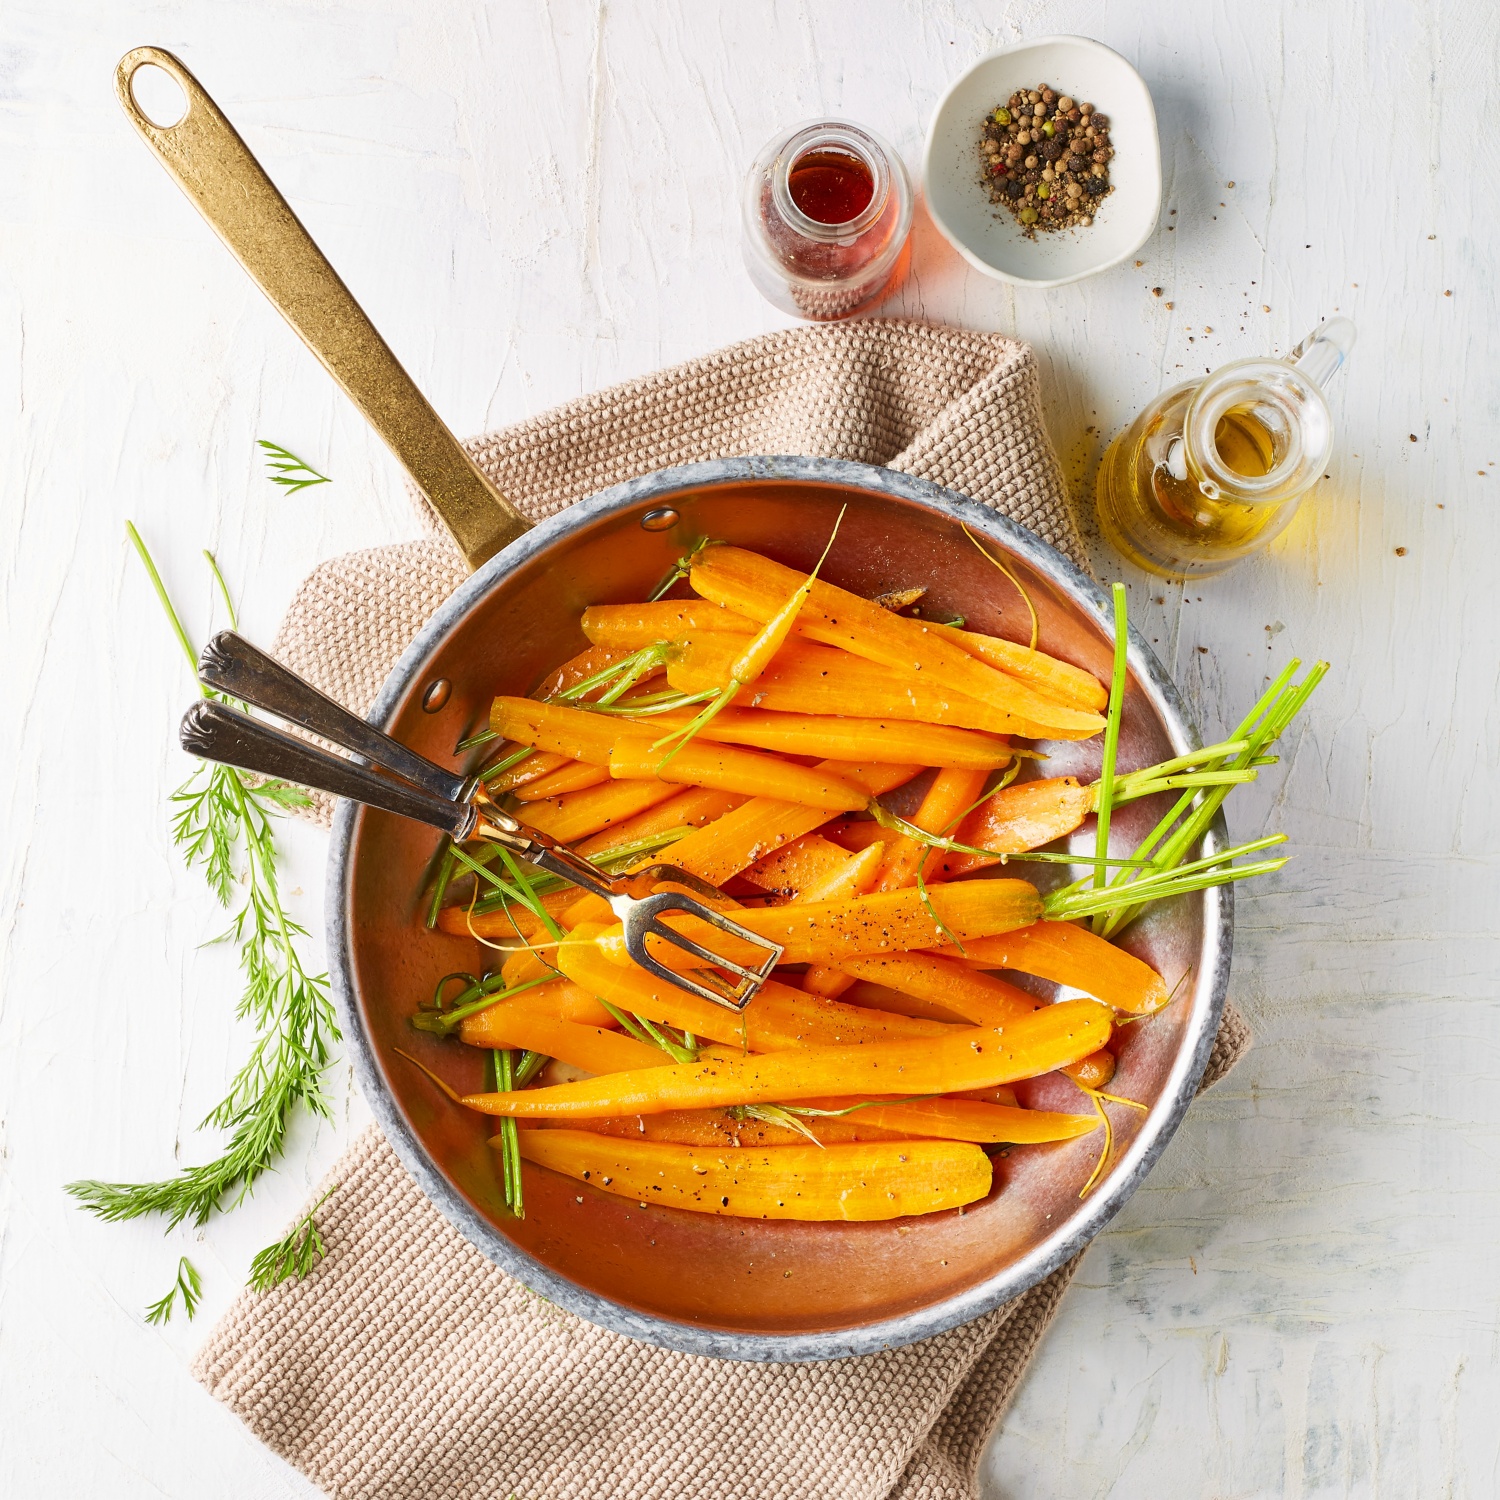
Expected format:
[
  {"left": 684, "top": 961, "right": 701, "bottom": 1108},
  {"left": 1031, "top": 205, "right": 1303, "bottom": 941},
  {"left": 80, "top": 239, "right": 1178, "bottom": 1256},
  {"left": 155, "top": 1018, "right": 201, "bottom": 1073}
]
[{"left": 334, "top": 465, "right": 1226, "bottom": 1356}]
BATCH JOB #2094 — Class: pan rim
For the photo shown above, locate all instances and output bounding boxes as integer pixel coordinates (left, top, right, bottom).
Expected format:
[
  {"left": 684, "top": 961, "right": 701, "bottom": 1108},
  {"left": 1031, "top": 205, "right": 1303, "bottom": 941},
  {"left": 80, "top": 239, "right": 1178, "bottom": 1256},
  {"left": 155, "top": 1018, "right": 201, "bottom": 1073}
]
[{"left": 328, "top": 455, "right": 1231, "bottom": 1361}]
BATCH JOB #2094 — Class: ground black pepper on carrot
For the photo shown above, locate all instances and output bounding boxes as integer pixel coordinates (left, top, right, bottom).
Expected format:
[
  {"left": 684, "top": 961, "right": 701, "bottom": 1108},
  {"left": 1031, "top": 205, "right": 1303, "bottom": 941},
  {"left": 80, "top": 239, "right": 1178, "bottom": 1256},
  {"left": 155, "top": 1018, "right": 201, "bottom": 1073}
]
[{"left": 977, "top": 84, "right": 1114, "bottom": 236}]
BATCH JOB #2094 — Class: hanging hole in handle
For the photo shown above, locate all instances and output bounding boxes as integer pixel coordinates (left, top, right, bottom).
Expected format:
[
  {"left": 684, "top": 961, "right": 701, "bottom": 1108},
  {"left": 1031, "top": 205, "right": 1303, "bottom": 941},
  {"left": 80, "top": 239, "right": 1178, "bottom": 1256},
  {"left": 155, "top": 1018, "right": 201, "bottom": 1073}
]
[{"left": 128, "top": 61, "right": 189, "bottom": 128}]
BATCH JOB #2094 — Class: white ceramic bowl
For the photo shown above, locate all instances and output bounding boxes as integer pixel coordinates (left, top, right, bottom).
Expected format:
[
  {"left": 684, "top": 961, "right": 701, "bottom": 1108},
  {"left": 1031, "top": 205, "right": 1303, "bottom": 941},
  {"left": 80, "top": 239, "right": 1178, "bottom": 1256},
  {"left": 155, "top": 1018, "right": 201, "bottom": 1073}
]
[{"left": 924, "top": 36, "right": 1161, "bottom": 289}]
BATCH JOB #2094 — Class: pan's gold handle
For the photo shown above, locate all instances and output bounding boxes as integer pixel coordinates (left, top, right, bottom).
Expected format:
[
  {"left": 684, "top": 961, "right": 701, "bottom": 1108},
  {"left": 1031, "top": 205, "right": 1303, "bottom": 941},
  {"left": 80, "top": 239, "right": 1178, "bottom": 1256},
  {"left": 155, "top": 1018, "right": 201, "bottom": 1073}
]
[{"left": 115, "top": 46, "right": 530, "bottom": 571}]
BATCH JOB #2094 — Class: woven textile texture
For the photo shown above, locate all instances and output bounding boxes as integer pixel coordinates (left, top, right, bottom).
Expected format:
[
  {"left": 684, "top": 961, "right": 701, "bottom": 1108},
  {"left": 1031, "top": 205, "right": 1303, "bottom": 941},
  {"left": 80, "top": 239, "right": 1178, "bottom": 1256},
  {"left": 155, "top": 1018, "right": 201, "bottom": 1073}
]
[{"left": 196, "top": 320, "right": 1251, "bottom": 1500}]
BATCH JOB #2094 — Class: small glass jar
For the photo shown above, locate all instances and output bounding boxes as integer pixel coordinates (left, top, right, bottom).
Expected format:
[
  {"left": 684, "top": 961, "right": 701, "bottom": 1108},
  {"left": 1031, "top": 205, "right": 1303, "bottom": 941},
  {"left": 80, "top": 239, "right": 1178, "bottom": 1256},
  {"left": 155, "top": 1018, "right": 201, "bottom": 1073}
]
[{"left": 741, "top": 120, "right": 913, "bottom": 322}]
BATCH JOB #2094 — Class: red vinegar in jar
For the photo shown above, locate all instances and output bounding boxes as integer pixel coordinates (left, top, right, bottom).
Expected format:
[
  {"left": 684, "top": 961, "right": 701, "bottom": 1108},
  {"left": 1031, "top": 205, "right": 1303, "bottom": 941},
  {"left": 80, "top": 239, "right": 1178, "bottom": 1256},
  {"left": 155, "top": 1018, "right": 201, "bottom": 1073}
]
[{"left": 742, "top": 122, "right": 913, "bottom": 321}]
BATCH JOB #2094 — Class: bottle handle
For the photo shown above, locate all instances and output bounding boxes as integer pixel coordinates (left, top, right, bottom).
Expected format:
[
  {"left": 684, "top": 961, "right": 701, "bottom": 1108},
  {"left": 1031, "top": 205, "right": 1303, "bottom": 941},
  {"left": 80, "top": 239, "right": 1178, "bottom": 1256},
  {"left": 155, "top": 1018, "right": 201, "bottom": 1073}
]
[{"left": 1290, "top": 316, "right": 1357, "bottom": 390}]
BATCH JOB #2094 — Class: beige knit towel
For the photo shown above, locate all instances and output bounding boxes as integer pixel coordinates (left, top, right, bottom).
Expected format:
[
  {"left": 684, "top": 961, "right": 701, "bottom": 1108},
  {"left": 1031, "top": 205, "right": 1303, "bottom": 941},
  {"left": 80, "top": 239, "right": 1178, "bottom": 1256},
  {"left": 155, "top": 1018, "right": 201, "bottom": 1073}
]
[{"left": 193, "top": 320, "right": 1251, "bottom": 1500}]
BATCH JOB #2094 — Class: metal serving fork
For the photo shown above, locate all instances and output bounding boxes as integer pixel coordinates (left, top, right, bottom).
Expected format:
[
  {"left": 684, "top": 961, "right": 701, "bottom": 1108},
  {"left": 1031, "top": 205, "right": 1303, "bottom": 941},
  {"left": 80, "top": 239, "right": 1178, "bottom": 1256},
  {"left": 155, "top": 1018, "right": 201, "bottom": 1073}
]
[{"left": 180, "top": 631, "right": 784, "bottom": 1009}]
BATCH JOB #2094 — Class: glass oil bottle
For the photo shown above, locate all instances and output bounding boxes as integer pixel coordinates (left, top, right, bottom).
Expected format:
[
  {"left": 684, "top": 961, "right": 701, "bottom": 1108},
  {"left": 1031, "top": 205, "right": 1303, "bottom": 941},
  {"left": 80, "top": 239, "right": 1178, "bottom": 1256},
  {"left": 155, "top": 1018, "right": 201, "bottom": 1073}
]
[{"left": 1095, "top": 318, "right": 1356, "bottom": 578}]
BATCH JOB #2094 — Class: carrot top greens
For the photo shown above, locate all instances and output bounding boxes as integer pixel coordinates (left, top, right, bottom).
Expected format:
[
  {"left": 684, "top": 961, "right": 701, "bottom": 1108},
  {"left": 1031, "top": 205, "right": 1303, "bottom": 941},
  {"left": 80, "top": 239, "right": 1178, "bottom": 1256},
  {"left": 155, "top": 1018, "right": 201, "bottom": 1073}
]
[{"left": 67, "top": 525, "right": 340, "bottom": 1319}]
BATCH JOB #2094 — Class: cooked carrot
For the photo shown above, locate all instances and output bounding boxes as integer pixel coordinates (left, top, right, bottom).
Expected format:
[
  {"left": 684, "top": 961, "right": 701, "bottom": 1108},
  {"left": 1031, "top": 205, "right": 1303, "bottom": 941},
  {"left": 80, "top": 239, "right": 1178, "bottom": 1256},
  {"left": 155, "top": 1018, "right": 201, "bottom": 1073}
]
[
  {"left": 835, "top": 977, "right": 976, "bottom": 1025},
  {"left": 797, "top": 842, "right": 885, "bottom": 904},
  {"left": 931, "top": 778, "right": 1097, "bottom": 878},
  {"left": 459, "top": 1012, "right": 669, "bottom": 1074},
  {"left": 557, "top": 929, "right": 953, "bottom": 1051},
  {"left": 944, "top": 920, "right": 1171, "bottom": 1015},
  {"left": 458, "top": 979, "right": 615, "bottom": 1037},
  {"left": 594, "top": 879, "right": 1044, "bottom": 971},
  {"left": 742, "top": 833, "right": 855, "bottom": 897},
  {"left": 581, "top": 593, "right": 1105, "bottom": 717},
  {"left": 571, "top": 1110, "right": 860, "bottom": 1146},
  {"left": 608, "top": 738, "right": 868, "bottom": 811},
  {"left": 436, "top": 885, "right": 579, "bottom": 941},
  {"left": 689, "top": 546, "right": 1106, "bottom": 736},
  {"left": 636, "top": 706, "right": 1013, "bottom": 769},
  {"left": 512, "top": 760, "right": 611, "bottom": 800},
  {"left": 821, "top": 1097, "right": 1100, "bottom": 1145},
  {"left": 568, "top": 1098, "right": 1093, "bottom": 1146},
  {"left": 574, "top": 787, "right": 747, "bottom": 860},
  {"left": 663, "top": 761, "right": 922, "bottom": 884},
  {"left": 831, "top": 953, "right": 1041, "bottom": 1026},
  {"left": 483, "top": 748, "right": 571, "bottom": 793},
  {"left": 491, "top": 697, "right": 643, "bottom": 766},
  {"left": 1066, "top": 1049, "right": 1117, "bottom": 1090},
  {"left": 573, "top": 1108, "right": 893, "bottom": 1147},
  {"left": 668, "top": 636, "right": 1062, "bottom": 739},
  {"left": 933, "top": 622, "right": 1108, "bottom": 713},
  {"left": 877, "top": 767, "right": 991, "bottom": 891},
  {"left": 520, "top": 778, "right": 682, "bottom": 843},
  {"left": 581, "top": 600, "right": 757, "bottom": 647},
  {"left": 800, "top": 842, "right": 892, "bottom": 996},
  {"left": 514, "top": 1131, "right": 991, "bottom": 1220},
  {"left": 822, "top": 819, "right": 904, "bottom": 854},
  {"left": 946, "top": 1083, "right": 1020, "bottom": 1108},
  {"left": 457, "top": 1000, "right": 1113, "bottom": 1117},
  {"left": 500, "top": 944, "right": 557, "bottom": 987},
  {"left": 531, "top": 642, "right": 634, "bottom": 700},
  {"left": 651, "top": 525, "right": 848, "bottom": 760}
]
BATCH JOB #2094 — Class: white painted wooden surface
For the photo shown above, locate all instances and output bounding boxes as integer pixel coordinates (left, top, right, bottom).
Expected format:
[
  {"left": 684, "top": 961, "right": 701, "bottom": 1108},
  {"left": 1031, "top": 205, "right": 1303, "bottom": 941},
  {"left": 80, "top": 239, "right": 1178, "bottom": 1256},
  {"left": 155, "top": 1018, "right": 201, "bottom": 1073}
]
[{"left": 2, "top": 1, "right": 1496, "bottom": 1495}]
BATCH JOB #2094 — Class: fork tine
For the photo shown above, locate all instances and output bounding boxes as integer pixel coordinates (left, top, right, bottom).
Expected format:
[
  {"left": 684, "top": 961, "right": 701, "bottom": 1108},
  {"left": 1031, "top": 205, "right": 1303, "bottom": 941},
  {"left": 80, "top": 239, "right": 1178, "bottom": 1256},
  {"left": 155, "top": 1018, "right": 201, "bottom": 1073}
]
[
  {"left": 641, "top": 919, "right": 753, "bottom": 973},
  {"left": 623, "top": 891, "right": 783, "bottom": 1010},
  {"left": 632, "top": 949, "right": 761, "bottom": 1009}
]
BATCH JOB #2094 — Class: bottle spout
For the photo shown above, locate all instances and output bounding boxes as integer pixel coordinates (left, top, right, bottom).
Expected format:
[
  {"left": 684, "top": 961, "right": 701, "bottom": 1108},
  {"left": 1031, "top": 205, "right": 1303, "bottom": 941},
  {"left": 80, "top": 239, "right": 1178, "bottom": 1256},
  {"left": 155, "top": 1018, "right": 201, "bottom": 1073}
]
[{"left": 1290, "top": 316, "right": 1356, "bottom": 390}]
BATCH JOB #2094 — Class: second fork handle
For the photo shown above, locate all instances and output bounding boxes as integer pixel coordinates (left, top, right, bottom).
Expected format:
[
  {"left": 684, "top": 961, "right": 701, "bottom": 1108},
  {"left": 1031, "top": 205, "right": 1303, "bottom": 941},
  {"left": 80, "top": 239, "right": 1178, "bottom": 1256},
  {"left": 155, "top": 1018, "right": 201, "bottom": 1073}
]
[
  {"left": 114, "top": 46, "right": 531, "bottom": 571},
  {"left": 181, "top": 700, "right": 478, "bottom": 841},
  {"left": 197, "top": 631, "right": 468, "bottom": 802}
]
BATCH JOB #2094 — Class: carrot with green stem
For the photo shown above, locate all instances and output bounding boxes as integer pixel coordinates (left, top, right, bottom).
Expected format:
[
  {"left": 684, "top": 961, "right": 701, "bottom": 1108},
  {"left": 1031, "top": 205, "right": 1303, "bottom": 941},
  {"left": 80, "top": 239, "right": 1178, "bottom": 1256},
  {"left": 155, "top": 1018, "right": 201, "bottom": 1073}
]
[
  {"left": 650, "top": 509, "right": 847, "bottom": 764},
  {"left": 618, "top": 706, "right": 1015, "bottom": 770},
  {"left": 1093, "top": 659, "right": 1328, "bottom": 938},
  {"left": 449, "top": 999, "right": 1115, "bottom": 1118},
  {"left": 608, "top": 737, "right": 869, "bottom": 810},
  {"left": 666, "top": 635, "right": 1073, "bottom": 738},
  {"left": 688, "top": 544, "right": 1107, "bottom": 738}
]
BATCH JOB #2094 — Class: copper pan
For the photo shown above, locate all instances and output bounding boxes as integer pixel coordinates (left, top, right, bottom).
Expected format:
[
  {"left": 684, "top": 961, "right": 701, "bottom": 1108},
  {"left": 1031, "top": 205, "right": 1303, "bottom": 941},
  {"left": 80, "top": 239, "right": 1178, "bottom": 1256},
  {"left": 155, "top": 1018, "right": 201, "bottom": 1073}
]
[{"left": 118, "top": 49, "right": 1230, "bottom": 1359}]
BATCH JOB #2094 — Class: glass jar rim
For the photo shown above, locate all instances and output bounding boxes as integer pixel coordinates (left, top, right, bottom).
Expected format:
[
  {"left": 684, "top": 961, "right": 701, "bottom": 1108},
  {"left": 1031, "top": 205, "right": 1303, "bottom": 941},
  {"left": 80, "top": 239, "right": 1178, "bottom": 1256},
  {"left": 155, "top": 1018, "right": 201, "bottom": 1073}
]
[
  {"left": 769, "top": 121, "right": 891, "bottom": 243},
  {"left": 1184, "top": 358, "right": 1331, "bottom": 506}
]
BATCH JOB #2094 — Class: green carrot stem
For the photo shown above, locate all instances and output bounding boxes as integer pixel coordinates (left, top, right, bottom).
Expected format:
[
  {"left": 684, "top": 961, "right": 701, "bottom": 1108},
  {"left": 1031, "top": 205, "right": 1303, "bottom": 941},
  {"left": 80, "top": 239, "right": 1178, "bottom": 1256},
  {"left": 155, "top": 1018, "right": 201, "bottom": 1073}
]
[
  {"left": 410, "top": 972, "right": 556, "bottom": 1035},
  {"left": 425, "top": 843, "right": 459, "bottom": 928},
  {"left": 493, "top": 1049, "right": 523, "bottom": 1217},
  {"left": 1109, "top": 769, "right": 1260, "bottom": 804},
  {"left": 1091, "top": 583, "right": 1130, "bottom": 925},
  {"left": 1050, "top": 857, "right": 1289, "bottom": 920},
  {"left": 477, "top": 744, "right": 537, "bottom": 783},
  {"left": 514, "top": 1050, "right": 549, "bottom": 1088},
  {"left": 1099, "top": 662, "right": 1326, "bottom": 937}
]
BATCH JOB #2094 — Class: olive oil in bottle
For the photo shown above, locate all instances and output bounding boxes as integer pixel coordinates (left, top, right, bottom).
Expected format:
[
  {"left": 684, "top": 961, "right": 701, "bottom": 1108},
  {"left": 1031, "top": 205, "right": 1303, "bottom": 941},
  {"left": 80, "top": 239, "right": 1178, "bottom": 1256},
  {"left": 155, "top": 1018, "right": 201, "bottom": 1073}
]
[{"left": 1095, "top": 319, "right": 1356, "bottom": 579}]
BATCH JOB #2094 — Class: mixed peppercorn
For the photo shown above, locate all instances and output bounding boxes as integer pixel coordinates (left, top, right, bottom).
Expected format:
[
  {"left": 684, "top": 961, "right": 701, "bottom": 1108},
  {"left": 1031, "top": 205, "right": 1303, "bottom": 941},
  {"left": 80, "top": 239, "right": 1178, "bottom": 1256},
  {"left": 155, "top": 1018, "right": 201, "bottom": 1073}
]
[{"left": 978, "top": 84, "right": 1114, "bottom": 236}]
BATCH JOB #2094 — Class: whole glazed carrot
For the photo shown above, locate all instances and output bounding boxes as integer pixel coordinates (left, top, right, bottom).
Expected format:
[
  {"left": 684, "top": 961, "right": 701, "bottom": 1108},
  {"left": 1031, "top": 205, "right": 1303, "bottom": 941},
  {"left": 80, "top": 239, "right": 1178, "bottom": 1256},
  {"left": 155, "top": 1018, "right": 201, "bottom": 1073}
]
[{"left": 456, "top": 999, "right": 1113, "bottom": 1118}]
